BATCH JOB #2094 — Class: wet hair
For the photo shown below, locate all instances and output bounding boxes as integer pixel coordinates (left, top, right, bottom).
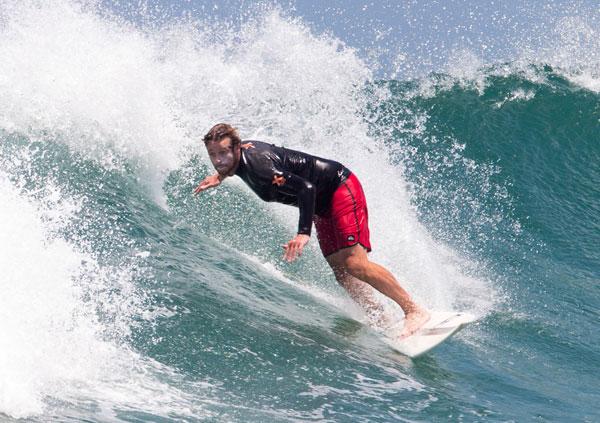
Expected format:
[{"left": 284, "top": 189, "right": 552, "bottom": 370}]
[{"left": 203, "top": 123, "right": 241, "bottom": 147}]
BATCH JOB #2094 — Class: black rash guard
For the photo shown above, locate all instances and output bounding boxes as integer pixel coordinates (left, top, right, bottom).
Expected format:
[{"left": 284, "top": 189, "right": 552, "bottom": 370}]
[{"left": 234, "top": 140, "right": 351, "bottom": 236}]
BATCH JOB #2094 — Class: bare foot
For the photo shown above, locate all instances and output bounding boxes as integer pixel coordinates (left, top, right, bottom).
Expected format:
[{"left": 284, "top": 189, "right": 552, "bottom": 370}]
[{"left": 399, "top": 308, "right": 431, "bottom": 340}]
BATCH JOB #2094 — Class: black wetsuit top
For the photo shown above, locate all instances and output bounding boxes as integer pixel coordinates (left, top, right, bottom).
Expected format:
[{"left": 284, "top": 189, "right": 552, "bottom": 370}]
[{"left": 234, "top": 140, "right": 351, "bottom": 236}]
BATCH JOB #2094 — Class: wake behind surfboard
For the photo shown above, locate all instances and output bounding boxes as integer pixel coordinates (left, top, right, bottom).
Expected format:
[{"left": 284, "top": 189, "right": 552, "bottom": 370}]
[{"left": 385, "top": 311, "right": 476, "bottom": 358}]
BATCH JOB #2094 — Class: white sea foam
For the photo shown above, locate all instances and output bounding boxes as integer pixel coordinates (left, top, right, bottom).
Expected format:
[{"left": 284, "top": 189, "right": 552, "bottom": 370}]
[
  {"left": 533, "top": 14, "right": 600, "bottom": 92},
  {"left": 0, "top": 174, "right": 211, "bottom": 419},
  {"left": 0, "top": 0, "right": 189, "bottom": 205},
  {"left": 0, "top": 175, "right": 89, "bottom": 417}
]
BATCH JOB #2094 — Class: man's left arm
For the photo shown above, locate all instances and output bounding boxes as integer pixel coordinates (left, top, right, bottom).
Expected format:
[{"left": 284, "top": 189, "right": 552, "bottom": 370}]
[{"left": 273, "top": 170, "right": 315, "bottom": 262}]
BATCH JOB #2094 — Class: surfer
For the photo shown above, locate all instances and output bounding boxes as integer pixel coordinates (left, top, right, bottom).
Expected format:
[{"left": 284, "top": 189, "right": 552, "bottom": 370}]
[{"left": 194, "top": 123, "right": 430, "bottom": 338}]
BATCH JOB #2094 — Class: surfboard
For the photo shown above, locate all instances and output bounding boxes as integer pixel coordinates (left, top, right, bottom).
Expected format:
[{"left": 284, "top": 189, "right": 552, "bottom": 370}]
[{"left": 384, "top": 311, "right": 476, "bottom": 358}]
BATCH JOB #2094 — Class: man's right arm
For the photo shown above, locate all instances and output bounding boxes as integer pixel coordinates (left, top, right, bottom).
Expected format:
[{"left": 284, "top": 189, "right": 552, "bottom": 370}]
[{"left": 193, "top": 173, "right": 225, "bottom": 195}]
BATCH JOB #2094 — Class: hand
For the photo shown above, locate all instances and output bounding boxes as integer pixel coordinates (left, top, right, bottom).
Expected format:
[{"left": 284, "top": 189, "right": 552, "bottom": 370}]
[
  {"left": 282, "top": 234, "right": 310, "bottom": 262},
  {"left": 193, "top": 173, "right": 222, "bottom": 195}
]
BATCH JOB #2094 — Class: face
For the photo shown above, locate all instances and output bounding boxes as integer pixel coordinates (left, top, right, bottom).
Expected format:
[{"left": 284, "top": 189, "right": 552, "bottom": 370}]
[{"left": 206, "top": 137, "right": 240, "bottom": 176}]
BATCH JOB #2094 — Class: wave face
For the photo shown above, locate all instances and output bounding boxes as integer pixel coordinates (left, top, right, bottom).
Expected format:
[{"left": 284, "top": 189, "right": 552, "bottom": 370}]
[{"left": 0, "top": 1, "right": 598, "bottom": 421}]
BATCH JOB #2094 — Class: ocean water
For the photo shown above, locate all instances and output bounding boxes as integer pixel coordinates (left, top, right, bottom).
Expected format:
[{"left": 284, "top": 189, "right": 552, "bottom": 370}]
[{"left": 0, "top": 1, "right": 598, "bottom": 421}]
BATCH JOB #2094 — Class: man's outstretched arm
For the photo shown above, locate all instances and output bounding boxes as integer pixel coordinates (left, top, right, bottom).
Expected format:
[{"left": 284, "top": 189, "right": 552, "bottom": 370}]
[{"left": 193, "top": 173, "right": 225, "bottom": 195}]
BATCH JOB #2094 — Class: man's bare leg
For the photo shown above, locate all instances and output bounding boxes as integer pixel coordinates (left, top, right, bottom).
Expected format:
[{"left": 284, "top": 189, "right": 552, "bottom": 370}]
[
  {"left": 326, "top": 245, "right": 430, "bottom": 339},
  {"left": 325, "top": 262, "right": 393, "bottom": 328}
]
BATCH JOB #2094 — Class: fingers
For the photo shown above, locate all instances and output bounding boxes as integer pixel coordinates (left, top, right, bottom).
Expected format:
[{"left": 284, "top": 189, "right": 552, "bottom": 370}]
[
  {"left": 282, "top": 240, "right": 303, "bottom": 262},
  {"left": 282, "top": 242, "right": 293, "bottom": 262},
  {"left": 192, "top": 180, "right": 211, "bottom": 195},
  {"left": 193, "top": 174, "right": 223, "bottom": 196},
  {"left": 284, "top": 247, "right": 294, "bottom": 262}
]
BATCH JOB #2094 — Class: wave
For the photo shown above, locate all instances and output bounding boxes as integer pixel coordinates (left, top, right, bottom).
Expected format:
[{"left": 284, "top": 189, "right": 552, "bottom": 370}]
[{"left": 0, "top": 1, "right": 598, "bottom": 421}]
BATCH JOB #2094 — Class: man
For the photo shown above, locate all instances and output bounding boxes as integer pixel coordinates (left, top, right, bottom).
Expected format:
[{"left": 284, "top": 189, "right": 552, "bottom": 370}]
[{"left": 194, "top": 123, "right": 430, "bottom": 339}]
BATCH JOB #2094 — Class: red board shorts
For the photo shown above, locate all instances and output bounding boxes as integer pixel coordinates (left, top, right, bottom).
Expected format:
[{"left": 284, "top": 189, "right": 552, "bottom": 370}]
[{"left": 313, "top": 173, "right": 372, "bottom": 257}]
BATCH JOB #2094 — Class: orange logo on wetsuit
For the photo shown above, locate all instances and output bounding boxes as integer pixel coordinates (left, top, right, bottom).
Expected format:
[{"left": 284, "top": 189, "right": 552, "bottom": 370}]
[
  {"left": 272, "top": 174, "right": 286, "bottom": 186},
  {"left": 241, "top": 142, "right": 255, "bottom": 150}
]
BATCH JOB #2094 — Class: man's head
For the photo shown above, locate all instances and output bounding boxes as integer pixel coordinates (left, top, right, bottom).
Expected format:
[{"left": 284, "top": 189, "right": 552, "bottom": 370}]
[{"left": 203, "top": 123, "right": 242, "bottom": 176}]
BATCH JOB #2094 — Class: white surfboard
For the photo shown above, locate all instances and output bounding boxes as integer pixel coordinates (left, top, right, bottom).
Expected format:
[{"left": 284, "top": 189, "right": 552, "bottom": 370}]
[{"left": 385, "top": 311, "right": 476, "bottom": 358}]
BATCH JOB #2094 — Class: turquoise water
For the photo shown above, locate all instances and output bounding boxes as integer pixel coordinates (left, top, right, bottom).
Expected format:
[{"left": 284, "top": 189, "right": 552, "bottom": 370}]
[{"left": 1, "top": 2, "right": 598, "bottom": 422}]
